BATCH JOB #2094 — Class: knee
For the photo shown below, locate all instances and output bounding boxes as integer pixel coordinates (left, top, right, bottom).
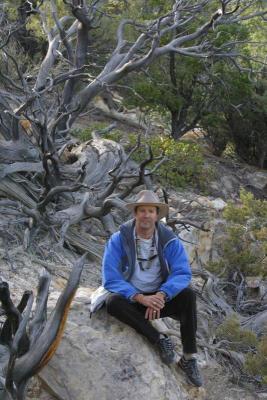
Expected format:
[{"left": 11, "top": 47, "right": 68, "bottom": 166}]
[
  {"left": 181, "top": 287, "right": 196, "bottom": 303},
  {"left": 105, "top": 293, "right": 125, "bottom": 315}
]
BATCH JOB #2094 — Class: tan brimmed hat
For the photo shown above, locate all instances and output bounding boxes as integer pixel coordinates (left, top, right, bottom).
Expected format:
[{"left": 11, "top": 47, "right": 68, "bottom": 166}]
[{"left": 126, "top": 190, "right": 169, "bottom": 219}]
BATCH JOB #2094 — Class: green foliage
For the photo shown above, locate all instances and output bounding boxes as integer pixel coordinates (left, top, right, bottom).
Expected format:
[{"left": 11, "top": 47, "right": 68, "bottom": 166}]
[
  {"left": 213, "top": 24, "right": 249, "bottom": 48},
  {"left": 214, "top": 298, "right": 267, "bottom": 385},
  {"left": 200, "top": 64, "right": 267, "bottom": 167},
  {"left": 105, "top": 0, "right": 126, "bottom": 14},
  {"left": 126, "top": 134, "right": 206, "bottom": 189},
  {"left": 216, "top": 314, "right": 257, "bottom": 352},
  {"left": 104, "top": 130, "right": 123, "bottom": 142},
  {"left": 200, "top": 112, "right": 229, "bottom": 156},
  {"left": 245, "top": 336, "right": 267, "bottom": 383},
  {"left": 5, "top": 1, "right": 22, "bottom": 20},
  {"left": 223, "top": 189, "right": 267, "bottom": 224},
  {"left": 71, "top": 127, "right": 92, "bottom": 142},
  {"left": 222, "top": 142, "right": 239, "bottom": 160},
  {"left": 206, "top": 190, "right": 267, "bottom": 277},
  {"left": 119, "top": 0, "right": 266, "bottom": 145},
  {"left": 123, "top": 54, "right": 206, "bottom": 138},
  {"left": 71, "top": 123, "right": 124, "bottom": 143},
  {"left": 0, "top": 41, "right": 34, "bottom": 80},
  {"left": 71, "top": 127, "right": 206, "bottom": 189}
]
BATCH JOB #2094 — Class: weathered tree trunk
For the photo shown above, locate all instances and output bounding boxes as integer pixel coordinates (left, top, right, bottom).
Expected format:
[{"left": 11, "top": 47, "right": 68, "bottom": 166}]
[
  {"left": 168, "top": 52, "right": 200, "bottom": 139},
  {"left": 170, "top": 109, "right": 189, "bottom": 139},
  {"left": 0, "top": 255, "right": 86, "bottom": 400}
]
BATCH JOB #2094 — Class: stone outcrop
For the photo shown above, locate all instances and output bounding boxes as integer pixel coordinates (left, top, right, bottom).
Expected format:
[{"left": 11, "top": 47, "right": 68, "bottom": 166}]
[
  {"left": 0, "top": 182, "right": 265, "bottom": 399},
  {"left": 36, "top": 288, "right": 259, "bottom": 400},
  {"left": 203, "top": 156, "right": 267, "bottom": 200},
  {"left": 38, "top": 288, "right": 192, "bottom": 400}
]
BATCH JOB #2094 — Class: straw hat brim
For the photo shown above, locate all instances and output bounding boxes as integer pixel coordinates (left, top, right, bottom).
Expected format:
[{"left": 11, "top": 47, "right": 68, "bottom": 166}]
[{"left": 125, "top": 202, "right": 169, "bottom": 220}]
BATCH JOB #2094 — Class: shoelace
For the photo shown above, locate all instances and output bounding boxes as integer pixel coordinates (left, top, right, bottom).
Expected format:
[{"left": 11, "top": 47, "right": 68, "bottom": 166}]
[
  {"left": 159, "top": 337, "right": 173, "bottom": 353},
  {"left": 182, "top": 358, "right": 200, "bottom": 377}
]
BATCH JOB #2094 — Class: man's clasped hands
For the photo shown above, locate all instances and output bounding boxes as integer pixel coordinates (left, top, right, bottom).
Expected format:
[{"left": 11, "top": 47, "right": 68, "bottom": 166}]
[{"left": 133, "top": 292, "right": 166, "bottom": 320}]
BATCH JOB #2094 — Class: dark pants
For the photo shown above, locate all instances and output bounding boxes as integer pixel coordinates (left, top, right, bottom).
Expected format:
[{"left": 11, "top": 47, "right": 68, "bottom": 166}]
[{"left": 105, "top": 287, "right": 197, "bottom": 354}]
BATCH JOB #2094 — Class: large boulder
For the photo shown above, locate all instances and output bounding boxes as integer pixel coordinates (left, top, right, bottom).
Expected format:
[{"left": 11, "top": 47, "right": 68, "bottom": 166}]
[
  {"left": 38, "top": 289, "right": 191, "bottom": 400},
  {"left": 167, "top": 191, "right": 228, "bottom": 269},
  {"left": 37, "top": 289, "right": 259, "bottom": 400},
  {"left": 0, "top": 242, "right": 259, "bottom": 400},
  {"left": 244, "top": 170, "right": 267, "bottom": 191}
]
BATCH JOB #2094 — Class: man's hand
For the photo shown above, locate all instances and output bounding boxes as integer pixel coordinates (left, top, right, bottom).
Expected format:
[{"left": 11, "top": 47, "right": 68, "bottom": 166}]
[
  {"left": 134, "top": 293, "right": 165, "bottom": 309},
  {"left": 145, "top": 306, "right": 160, "bottom": 320},
  {"left": 133, "top": 292, "right": 166, "bottom": 321}
]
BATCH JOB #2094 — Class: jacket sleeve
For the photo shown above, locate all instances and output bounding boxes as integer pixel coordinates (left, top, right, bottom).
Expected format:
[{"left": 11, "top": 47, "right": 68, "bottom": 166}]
[
  {"left": 159, "top": 238, "right": 192, "bottom": 300},
  {"left": 102, "top": 232, "right": 138, "bottom": 300}
]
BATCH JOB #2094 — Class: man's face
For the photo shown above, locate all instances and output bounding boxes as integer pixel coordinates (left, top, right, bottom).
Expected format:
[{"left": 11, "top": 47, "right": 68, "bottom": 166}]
[{"left": 135, "top": 205, "right": 158, "bottom": 230}]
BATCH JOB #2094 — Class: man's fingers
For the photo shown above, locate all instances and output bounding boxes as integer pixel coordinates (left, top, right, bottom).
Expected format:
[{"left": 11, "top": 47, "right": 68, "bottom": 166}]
[
  {"left": 150, "top": 298, "right": 164, "bottom": 309},
  {"left": 146, "top": 307, "right": 157, "bottom": 321},
  {"left": 145, "top": 295, "right": 165, "bottom": 309},
  {"left": 153, "top": 294, "right": 165, "bottom": 303},
  {"left": 151, "top": 309, "right": 159, "bottom": 320},
  {"left": 151, "top": 308, "right": 157, "bottom": 320},
  {"left": 150, "top": 303, "right": 161, "bottom": 311}
]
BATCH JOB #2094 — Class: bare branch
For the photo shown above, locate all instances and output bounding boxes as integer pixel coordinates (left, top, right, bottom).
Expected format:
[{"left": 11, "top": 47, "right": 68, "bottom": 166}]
[
  {"left": 51, "top": 0, "right": 74, "bottom": 64},
  {"left": 37, "top": 184, "right": 83, "bottom": 211}
]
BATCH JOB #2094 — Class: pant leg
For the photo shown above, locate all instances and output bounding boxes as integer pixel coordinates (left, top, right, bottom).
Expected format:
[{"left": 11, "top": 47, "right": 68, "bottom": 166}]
[
  {"left": 160, "top": 287, "right": 197, "bottom": 354},
  {"left": 105, "top": 293, "right": 160, "bottom": 344}
]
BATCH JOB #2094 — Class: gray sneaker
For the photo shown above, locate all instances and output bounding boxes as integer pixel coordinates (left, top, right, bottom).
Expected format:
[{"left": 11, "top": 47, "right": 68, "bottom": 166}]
[
  {"left": 178, "top": 356, "right": 203, "bottom": 387},
  {"left": 157, "top": 334, "right": 175, "bottom": 365}
]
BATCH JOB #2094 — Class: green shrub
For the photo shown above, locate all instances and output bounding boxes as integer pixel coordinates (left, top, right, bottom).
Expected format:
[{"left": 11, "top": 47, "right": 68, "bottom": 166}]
[
  {"left": 245, "top": 336, "right": 267, "bottom": 383},
  {"left": 206, "top": 190, "right": 267, "bottom": 277},
  {"left": 216, "top": 314, "right": 257, "bottom": 352},
  {"left": 217, "top": 316, "right": 267, "bottom": 384},
  {"left": 104, "top": 130, "right": 123, "bottom": 142},
  {"left": 125, "top": 133, "right": 206, "bottom": 189},
  {"left": 222, "top": 142, "right": 239, "bottom": 160},
  {"left": 71, "top": 127, "right": 93, "bottom": 141},
  {"left": 223, "top": 189, "right": 267, "bottom": 224},
  {"left": 71, "top": 123, "right": 124, "bottom": 143}
]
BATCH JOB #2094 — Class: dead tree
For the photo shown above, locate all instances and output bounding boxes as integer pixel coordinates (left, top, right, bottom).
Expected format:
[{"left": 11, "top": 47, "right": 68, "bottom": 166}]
[
  {"left": 0, "top": 254, "right": 86, "bottom": 400},
  {"left": 0, "top": 1, "right": 266, "bottom": 253}
]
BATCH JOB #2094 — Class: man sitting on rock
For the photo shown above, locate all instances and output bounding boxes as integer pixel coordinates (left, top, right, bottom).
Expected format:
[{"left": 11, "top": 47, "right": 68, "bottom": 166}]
[{"left": 103, "top": 190, "right": 202, "bottom": 387}]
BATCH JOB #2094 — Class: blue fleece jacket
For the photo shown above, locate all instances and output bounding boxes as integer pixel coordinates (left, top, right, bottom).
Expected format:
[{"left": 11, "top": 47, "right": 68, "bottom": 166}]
[{"left": 102, "top": 219, "right": 191, "bottom": 301}]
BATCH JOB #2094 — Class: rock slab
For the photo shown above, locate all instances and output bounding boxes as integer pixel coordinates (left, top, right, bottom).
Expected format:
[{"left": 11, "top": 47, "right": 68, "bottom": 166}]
[{"left": 39, "top": 289, "right": 190, "bottom": 400}]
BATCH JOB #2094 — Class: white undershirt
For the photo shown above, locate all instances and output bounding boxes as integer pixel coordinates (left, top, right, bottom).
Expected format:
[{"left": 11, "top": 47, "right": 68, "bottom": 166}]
[{"left": 129, "top": 233, "right": 163, "bottom": 293}]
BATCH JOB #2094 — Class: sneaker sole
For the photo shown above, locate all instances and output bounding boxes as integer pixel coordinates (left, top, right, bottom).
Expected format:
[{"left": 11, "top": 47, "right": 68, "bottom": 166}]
[
  {"left": 161, "top": 356, "right": 176, "bottom": 365},
  {"left": 177, "top": 362, "right": 203, "bottom": 387}
]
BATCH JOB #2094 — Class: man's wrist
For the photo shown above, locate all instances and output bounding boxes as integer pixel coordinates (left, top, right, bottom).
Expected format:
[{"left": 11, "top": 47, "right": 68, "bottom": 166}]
[
  {"left": 157, "top": 291, "right": 167, "bottom": 300},
  {"left": 132, "top": 293, "right": 144, "bottom": 303}
]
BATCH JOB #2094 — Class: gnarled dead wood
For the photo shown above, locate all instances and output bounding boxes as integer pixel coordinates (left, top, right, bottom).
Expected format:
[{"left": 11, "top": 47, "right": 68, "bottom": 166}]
[
  {"left": 0, "top": 140, "right": 40, "bottom": 164},
  {"left": 199, "top": 272, "right": 234, "bottom": 315},
  {"left": 65, "top": 227, "right": 103, "bottom": 260},
  {"left": 0, "top": 254, "right": 86, "bottom": 400},
  {"left": 0, "top": 162, "right": 43, "bottom": 180},
  {"left": 93, "top": 99, "right": 147, "bottom": 130},
  {"left": 0, "top": 178, "right": 37, "bottom": 208}
]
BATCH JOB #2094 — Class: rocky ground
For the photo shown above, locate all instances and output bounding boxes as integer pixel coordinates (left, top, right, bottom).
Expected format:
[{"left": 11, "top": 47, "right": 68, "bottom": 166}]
[
  {"left": 1, "top": 113, "right": 267, "bottom": 399},
  {"left": 0, "top": 204, "right": 265, "bottom": 400}
]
